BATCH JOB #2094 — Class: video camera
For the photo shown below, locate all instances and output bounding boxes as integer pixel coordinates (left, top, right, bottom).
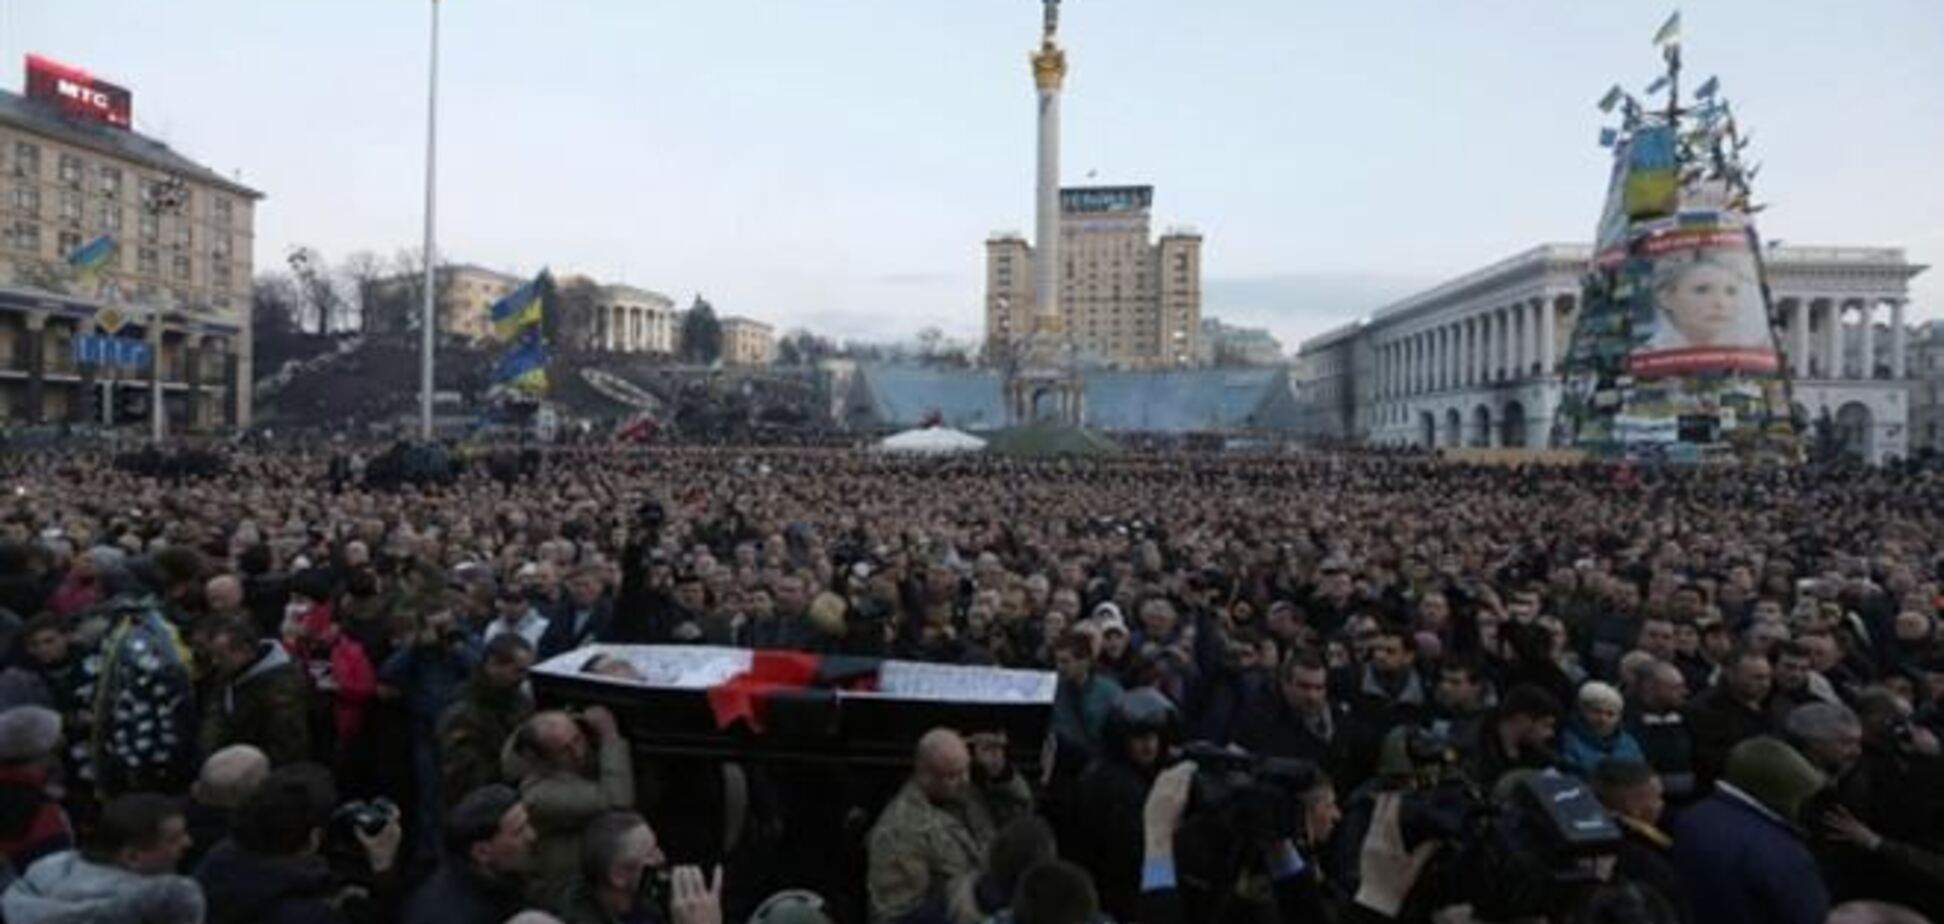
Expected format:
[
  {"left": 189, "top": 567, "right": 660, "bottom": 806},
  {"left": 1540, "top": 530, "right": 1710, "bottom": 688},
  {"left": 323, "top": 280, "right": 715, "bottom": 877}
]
[
  {"left": 1171, "top": 742, "right": 1322, "bottom": 899},
  {"left": 1371, "top": 728, "right": 1623, "bottom": 921}
]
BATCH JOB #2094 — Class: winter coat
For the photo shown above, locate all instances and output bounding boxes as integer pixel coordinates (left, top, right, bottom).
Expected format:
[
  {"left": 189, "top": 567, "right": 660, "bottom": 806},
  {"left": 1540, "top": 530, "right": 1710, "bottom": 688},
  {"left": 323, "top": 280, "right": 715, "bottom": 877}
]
[
  {"left": 1628, "top": 708, "right": 1698, "bottom": 799},
  {"left": 401, "top": 861, "right": 525, "bottom": 924},
  {"left": 1666, "top": 787, "right": 1828, "bottom": 924},
  {"left": 0, "top": 850, "right": 205, "bottom": 924},
  {"left": 435, "top": 676, "right": 534, "bottom": 810},
  {"left": 194, "top": 840, "right": 344, "bottom": 924},
  {"left": 45, "top": 574, "right": 101, "bottom": 619},
  {"left": 282, "top": 624, "right": 378, "bottom": 745},
  {"left": 867, "top": 779, "right": 988, "bottom": 924},
  {"left": 1231, "top": 694, "right": 1355, "bottom": 785},
  {"left": 1559, "top": 719, "right": 1647, "bottom": 777},
  {"left": 538, "top": 599, "right": 614, "bottom": 660},
  {"left": 517, "top": 733, "right": 636, "bottom": 908},
  {"left": 201, "top": 641, "right": 311, "bottom": 767},
  {"left": 379, "top": 636, "right": 480, "bottom": 727},
  {"left": 0, "top": 765, "right": 71, "bottom": 876},
  {"left": 1050, "top": 672, "right": 1122, "bottom": 770},
  {"left": 1684, "top": 685, "right": 1773, "bottom": 787}
]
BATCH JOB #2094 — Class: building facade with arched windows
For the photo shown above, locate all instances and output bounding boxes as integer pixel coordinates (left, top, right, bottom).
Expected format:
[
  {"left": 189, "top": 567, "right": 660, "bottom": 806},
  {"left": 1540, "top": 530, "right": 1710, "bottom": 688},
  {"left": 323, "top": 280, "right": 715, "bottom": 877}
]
[{"left": 1296, "top": 243, "right": 1927, "bottom": 464}]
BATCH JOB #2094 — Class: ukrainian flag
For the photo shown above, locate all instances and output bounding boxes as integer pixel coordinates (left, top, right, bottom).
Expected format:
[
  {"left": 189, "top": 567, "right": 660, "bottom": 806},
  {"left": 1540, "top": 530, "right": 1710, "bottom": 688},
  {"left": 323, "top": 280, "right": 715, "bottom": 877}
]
[
  {"left": 489, "top": 277, "right": 543, "bottom": 339},
  {"left": 494, "top": 329, "right": 549, "bottom": 394},
  {"left": 68, "top": 234, "right": 116, "bottom": 274}
]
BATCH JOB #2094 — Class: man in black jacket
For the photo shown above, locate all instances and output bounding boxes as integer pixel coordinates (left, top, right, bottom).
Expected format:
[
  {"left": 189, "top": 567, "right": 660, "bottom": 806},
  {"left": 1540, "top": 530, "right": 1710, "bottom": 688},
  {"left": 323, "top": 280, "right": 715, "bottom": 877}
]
[
  {"left": 1233, "top": 651, "right": 1353, "bottom": 786},
  {"left": 537, "top": 566, "right": 613, "bottom": 659},
  {"left": 1684, "top": 645, "right": 1774, "bottom": 787},
  {"left": 403, "top": 784, "right": 536, "bottom": 924}
]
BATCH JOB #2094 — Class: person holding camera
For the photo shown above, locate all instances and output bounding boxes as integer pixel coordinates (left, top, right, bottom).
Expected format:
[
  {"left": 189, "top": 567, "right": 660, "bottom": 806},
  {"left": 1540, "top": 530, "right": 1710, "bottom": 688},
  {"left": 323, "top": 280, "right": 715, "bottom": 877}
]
[
  {"left": 507, "top": 707, "right": 636, "bottom": 910},
  {"left": 1137, "top": 761, "right": 1369, "bottom": 924},
  {"left": 193, "top": 763, "right": 403, "bottom": 924}
]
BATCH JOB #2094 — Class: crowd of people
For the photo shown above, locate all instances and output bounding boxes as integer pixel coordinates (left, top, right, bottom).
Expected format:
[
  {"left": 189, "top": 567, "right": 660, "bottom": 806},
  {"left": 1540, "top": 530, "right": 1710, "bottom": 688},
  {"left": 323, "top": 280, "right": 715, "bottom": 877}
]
[{"left": 0, "top": 444, "right": 1938, "bottom": 924}]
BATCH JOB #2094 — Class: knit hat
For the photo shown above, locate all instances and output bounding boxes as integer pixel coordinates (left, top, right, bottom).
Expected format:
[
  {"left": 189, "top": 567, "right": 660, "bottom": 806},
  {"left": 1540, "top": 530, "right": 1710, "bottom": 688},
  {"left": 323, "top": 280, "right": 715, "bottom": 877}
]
[
  {"left": 0, "top": 706, "right": 62, "bottom": 763},
  {"left": 1724, "top": 736, "right": 1826, "bottom": 822},
  {"left": 444, "top": 784, "right": 521, "bottom": 857}
]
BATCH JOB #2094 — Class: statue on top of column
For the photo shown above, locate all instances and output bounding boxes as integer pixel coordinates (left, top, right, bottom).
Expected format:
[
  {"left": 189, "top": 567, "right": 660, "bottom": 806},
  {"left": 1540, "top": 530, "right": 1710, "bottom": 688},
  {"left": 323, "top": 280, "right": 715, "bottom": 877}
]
[{"left": 1043, "top": 0, "right": 1060, "bottom": 40}]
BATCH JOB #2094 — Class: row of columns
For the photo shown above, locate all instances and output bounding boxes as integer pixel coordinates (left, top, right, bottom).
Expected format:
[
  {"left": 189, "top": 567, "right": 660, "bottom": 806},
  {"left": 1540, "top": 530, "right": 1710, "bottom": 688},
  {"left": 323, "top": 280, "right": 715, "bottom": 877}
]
[
  {"left": 603, "top": 305, "right": 676, "bottom": 354},
  {"left": 1374, "top": 294, "right": 1566, "bottom": 399},
  {"left": 5, "top": 310, "right": 238, "bottom": 429},
  {"left": 1781, "top": 296, "right": 1908, "bottom": 381}
]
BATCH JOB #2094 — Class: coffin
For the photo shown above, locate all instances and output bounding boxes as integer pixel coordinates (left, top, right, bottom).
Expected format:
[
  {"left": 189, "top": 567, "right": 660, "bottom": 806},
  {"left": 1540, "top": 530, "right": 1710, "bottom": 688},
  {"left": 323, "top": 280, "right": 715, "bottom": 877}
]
[{"left": 531, "top": 644, "right": 1057, "bottom": 770}]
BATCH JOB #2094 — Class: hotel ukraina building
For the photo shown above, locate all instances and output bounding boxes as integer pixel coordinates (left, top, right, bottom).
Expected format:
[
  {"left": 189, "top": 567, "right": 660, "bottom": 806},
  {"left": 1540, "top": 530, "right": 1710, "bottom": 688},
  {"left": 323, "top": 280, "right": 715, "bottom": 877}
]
[{"left": 1296, "top": 243, "right": 1926, "bottom": 464}]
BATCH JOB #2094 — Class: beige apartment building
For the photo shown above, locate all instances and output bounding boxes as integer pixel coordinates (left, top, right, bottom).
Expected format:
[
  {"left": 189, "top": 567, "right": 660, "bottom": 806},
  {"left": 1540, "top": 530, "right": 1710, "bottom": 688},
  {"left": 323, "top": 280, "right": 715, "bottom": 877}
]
[
  {"left": 985, "top": 185, "right": 1202, "bottom": 369},
  {"left": 367, "top": 263, "right": 525, "bottom": 344},
  {"left": 0, "top": 86, "right": 260, "bottom": 428},
  {"left": 720, "top": 316, "right": 775, "bottom": 366}
]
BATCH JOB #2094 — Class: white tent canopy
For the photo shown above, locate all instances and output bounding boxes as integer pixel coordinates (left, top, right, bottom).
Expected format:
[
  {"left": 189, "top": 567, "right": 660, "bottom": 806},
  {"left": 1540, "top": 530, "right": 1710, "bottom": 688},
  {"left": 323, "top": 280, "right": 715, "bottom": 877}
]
[{"left": 876, "top": 427, "right": 987, "bottom": 454}]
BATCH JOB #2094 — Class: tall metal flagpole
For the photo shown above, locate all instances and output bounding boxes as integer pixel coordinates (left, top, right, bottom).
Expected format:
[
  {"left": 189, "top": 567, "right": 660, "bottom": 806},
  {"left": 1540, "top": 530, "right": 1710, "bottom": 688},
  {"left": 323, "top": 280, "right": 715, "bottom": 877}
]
[{"left": 418, "top": 0, "right": 440, "bottom": 441}]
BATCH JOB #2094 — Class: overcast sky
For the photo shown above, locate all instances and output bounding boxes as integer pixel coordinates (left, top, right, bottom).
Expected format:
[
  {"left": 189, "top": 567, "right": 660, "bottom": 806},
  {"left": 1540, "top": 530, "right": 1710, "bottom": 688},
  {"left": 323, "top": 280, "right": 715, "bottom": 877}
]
[{"left": 4, "top": 0, "right": 1939, "bottom": 350}]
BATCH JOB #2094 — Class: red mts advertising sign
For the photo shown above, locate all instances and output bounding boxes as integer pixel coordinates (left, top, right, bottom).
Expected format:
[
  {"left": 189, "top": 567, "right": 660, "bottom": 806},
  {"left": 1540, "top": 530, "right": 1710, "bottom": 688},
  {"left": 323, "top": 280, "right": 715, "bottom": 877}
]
[{"left": 24, "top": 55, "right": 132, "bottom": 129}]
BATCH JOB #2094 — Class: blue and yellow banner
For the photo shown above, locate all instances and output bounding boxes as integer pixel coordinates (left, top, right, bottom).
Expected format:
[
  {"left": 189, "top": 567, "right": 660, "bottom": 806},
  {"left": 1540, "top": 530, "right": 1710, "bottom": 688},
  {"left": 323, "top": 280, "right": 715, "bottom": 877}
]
[
  {"left": 67, "top": 234, "right": 116, "bottom": 283},
  {"left": 488, "top": 277, "right": 543, "bottom": 339},
  {"left": 494, "top": 328, "right": 549, "bottom": 394}
]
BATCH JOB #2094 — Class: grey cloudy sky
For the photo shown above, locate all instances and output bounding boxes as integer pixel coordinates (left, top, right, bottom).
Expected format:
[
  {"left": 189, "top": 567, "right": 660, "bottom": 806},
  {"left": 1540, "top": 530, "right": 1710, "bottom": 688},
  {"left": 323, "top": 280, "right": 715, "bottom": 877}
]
[{"left": 4, "top": 0, "right": 1939, "bottom": 350}]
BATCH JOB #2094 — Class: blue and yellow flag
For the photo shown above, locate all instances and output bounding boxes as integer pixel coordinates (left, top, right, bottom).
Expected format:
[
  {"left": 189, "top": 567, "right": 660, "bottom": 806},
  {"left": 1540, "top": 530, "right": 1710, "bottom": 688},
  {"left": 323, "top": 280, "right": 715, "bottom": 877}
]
[
  {"left": 488, "top": 277, "right": 543, "bottom": 339},
  {"left": 67, "top": 234, "right": 116, "bottom": 284},
  {"left": 494, "top": 328, "right": 549, "bottom": 394}
]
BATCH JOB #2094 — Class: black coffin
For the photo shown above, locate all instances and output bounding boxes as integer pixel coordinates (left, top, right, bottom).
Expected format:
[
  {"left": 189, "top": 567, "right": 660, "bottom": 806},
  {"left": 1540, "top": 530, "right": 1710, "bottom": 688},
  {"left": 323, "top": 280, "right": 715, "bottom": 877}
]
[{"left": 530, "top": 645, "right": 1056, "bottom": 770}]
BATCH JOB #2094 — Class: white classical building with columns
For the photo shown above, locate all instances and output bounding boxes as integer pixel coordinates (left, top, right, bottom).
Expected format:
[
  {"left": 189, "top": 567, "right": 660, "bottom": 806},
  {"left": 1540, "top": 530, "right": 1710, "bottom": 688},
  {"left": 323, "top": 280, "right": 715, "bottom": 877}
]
[
  {"left": 1297, "top": 243, "right": 1927, "bottom": 463},
  {"left": 595, "top": 284, "right": 679, "bottom": 355}
]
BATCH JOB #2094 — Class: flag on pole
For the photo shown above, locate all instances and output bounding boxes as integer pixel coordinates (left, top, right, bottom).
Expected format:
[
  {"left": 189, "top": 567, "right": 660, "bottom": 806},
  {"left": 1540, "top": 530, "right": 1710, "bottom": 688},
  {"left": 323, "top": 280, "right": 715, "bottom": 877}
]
[
  {"left": 494, "top": 328, "right": 549, "bottom": 394},
  {"left": 1695, "top": 75, "right": 1720, "bottom": 99},
  {"left": 67, "top": 234, "right": 116, "bottom": 277},
  {"left": 488, "top": 275, "right": 544, "bottom": 339},
  {"left": 1597, "top": 85, "right": 1625, "bottom": 113},
  {"left": 1652, "top": 11, "right": 1681, "bottom": 47}
]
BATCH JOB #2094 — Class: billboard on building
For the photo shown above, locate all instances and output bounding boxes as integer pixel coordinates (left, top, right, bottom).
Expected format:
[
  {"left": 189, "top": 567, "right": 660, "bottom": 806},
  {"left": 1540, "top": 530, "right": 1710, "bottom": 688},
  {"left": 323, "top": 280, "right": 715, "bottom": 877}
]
[{"left": 24, "top": 55, "right": 132, "bottom": 129}]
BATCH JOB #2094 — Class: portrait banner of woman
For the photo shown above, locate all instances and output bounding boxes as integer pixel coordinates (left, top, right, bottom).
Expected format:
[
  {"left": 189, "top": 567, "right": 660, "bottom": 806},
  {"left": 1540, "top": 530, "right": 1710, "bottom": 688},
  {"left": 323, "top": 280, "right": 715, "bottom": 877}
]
[{"left": 1624, "top": 226, "right": 1782, "bottom": 378}]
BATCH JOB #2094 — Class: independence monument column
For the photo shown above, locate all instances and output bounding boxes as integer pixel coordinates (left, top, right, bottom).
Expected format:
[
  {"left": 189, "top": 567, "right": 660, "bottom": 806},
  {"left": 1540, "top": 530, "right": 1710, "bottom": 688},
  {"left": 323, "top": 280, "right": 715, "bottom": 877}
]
[
  {"left": 1032, "top": 0, "right": 1065, "bottom": 338},
  {"left": 1007, "top": 0, "right": 1085, "bottom": 425}
]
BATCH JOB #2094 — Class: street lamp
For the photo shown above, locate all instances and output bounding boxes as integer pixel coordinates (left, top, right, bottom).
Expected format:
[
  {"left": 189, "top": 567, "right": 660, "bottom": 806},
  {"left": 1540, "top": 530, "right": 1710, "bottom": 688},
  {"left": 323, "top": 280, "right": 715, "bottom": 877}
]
[{"left": 141, "top": 174, "right": 188, "bottom": 444}]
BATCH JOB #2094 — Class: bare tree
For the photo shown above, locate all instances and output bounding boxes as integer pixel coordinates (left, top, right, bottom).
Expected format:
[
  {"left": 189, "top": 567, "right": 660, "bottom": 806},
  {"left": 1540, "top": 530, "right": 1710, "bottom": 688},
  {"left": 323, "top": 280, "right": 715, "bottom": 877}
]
[
  {"left": 251, "top": 273, "right": 302, "bottom": 339},
  {"left": 369, "top": 247, "right": 450, "bottom": 338},
  {"left": 544, "top": 274, "right": 604, "bottom": 352},
  {"left": 339, "top": 250, "right": 389, "bottom": 335}
]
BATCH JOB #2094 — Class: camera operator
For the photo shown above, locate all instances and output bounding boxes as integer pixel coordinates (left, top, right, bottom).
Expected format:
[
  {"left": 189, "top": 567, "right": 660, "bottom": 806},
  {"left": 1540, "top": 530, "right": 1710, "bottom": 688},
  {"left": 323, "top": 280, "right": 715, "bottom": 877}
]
[
  {"left": 193, "top": 762, "right": 403, "bottom": 924},
  {"left": 1138, "top": 760, "right": 1378, "bottom": 924},
  {"left": 1066, "top": 689, "right": 1176, "bottom": 921}
]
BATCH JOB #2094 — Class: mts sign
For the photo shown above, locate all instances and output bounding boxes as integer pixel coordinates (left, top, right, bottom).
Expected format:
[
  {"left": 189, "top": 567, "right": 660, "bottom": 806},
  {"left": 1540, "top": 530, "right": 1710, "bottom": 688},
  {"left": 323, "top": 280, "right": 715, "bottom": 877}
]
[{"left": 24, "top": 55, "right": 133, "bottom": 129}]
